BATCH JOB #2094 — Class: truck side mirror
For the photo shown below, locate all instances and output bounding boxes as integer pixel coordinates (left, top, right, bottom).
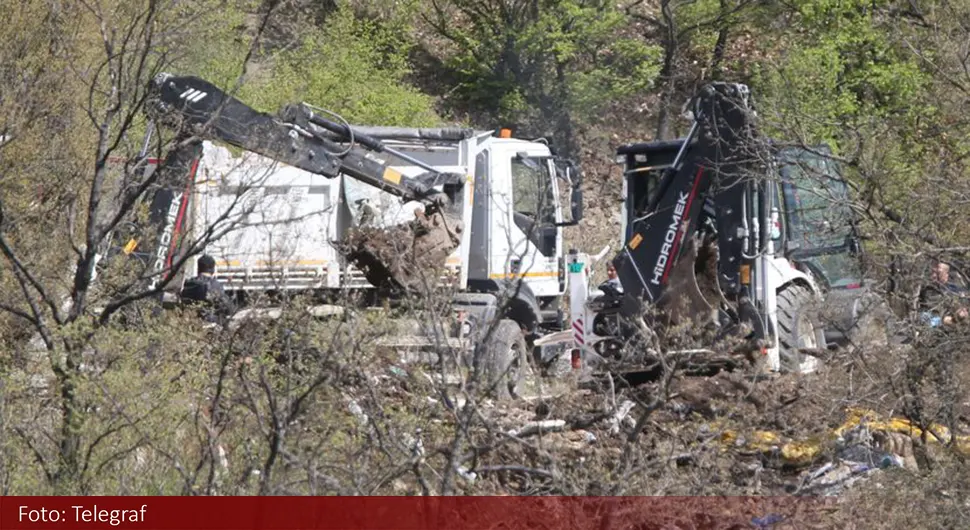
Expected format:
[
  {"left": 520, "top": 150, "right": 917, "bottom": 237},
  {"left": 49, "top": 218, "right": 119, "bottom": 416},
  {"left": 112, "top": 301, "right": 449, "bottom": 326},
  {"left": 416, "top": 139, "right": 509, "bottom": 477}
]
[
  {"left": 555, "top": 159, "right": 583, "bottom": 226},
  {"left": 569, "top": 163, "right": 583, "bottom": 223}
]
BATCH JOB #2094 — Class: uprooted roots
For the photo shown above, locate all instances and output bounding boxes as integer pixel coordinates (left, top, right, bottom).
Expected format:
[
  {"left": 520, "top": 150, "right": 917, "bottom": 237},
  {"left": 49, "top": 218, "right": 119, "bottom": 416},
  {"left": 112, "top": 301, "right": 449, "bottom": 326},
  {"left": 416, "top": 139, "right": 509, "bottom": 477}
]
[{"left": 337, "top": 209, "right": 463, "bottom": 293}]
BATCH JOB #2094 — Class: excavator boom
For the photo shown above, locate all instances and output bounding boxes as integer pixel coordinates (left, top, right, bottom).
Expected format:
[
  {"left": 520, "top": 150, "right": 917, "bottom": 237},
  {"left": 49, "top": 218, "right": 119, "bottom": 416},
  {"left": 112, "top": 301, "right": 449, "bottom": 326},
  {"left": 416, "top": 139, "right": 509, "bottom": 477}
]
[
  {"left": 136, "top": 73, "right": 466, "bottom": 292},
  {"left": 615, "top": 83, "right": 757, "bottom": 306},
  {"left": 147, "top": 73, "right": 463, "bottom": 203}
]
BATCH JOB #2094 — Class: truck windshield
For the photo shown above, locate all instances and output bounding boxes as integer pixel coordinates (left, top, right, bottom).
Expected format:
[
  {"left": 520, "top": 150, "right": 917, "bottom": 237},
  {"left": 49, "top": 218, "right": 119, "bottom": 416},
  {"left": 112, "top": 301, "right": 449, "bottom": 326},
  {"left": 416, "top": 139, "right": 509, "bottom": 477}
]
[
  {"left": 512, "top": 155, "right": 557, "bottom": 225},
  {"left": 778, "top": 147, "right": 854, "bottom": 250}
]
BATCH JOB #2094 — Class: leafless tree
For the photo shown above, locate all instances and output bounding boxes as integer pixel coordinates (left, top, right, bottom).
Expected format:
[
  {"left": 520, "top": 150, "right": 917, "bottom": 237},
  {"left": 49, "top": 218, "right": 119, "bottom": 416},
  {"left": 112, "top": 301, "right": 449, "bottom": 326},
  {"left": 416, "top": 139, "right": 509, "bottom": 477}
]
[{"left": 0, "top": 0, "right": 284, "bottom": 492}]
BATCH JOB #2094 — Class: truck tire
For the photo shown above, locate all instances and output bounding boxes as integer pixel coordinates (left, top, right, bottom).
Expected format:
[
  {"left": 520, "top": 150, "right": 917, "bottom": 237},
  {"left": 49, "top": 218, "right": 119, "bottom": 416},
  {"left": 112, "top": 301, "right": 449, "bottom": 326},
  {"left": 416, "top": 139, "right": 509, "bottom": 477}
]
[
  {"left": 777, "top": 283, "right": 826, "bottom": 373},
  {"left": 482, "top": 319, "right": 530, "bottom": 400}
]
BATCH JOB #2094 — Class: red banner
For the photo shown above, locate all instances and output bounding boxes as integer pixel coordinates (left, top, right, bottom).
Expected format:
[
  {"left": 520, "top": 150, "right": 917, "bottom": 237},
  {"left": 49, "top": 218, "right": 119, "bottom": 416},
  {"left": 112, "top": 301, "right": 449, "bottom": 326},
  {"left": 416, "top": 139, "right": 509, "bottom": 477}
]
[{"left": 0, "top": 496, "right": 839, "bottom": 529}]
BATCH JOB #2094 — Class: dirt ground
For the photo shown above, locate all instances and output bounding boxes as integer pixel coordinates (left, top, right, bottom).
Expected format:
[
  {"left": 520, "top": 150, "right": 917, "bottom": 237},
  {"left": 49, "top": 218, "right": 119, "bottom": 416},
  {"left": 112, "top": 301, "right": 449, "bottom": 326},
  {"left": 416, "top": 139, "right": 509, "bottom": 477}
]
[{"left": 390, "top": 334, "right": 970, "bottom": 526}]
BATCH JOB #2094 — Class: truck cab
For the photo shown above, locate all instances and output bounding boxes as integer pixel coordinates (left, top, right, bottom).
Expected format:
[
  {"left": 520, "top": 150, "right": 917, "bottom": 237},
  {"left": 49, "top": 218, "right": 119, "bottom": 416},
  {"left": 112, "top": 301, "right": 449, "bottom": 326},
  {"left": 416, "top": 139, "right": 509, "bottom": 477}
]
[{"left": 466, "top": 136, "right": 581, "bottom": 330}]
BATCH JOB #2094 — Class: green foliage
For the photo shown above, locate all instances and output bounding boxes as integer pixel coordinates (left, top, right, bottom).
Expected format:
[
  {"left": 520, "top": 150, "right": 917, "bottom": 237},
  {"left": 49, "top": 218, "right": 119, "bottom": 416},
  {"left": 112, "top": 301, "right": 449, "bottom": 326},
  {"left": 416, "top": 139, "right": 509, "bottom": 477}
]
[
  {"left": 674, "top": 0, "right": 734, "bottom": 55},
  {"left": 174, "top": 0, "right": 260, "bottom": 89},
  {"left": 747, "top": 0, "right": 936, "bottom": 238},
  {"left": 183, "top": 4, "right": 440, "bottom": 126},
  {"left": 429, "top": 0, "right": 661, "bottom": 135},
  {"left": 535, "top": 12, "right": 661, "bottom": 118},
  {"left": 753, "top": 0, "right": 930, "bottom": 145}
]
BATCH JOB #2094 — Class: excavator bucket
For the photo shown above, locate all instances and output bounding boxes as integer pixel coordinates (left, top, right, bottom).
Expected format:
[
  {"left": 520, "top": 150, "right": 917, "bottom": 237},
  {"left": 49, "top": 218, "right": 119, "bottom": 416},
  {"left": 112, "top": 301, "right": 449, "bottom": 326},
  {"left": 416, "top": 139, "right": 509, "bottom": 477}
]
[
  {"left": 655, "top": 234, "right": 722, "bottom": 329},
  {"left": 339, "top": 208, "right": 463, "bottom": 293}
]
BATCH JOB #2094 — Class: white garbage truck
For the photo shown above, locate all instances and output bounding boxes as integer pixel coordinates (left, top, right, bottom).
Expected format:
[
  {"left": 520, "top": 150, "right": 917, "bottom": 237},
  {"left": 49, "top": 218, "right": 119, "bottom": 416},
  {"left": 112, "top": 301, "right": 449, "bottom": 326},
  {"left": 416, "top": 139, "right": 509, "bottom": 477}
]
[{"left": 107, "top": 73, "right": 584, "bottom": 398}]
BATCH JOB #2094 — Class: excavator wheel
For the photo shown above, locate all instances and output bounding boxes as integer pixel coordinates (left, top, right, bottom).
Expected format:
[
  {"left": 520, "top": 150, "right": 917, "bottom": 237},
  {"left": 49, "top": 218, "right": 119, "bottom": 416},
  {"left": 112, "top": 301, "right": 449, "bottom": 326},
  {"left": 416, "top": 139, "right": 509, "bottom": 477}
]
[
  {"left": 339, "top": 208, "right": 463, "bottom": 293},
  {"left": 777, "top": 283, "right": 826, "bottom": 373}
]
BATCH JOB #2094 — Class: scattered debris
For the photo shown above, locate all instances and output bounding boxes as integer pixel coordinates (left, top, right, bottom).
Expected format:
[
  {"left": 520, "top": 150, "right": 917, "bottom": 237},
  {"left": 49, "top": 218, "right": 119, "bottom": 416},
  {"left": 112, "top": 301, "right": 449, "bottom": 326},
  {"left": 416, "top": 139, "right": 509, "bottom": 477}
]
[
  {"left": 751, "top": 513, "right": 785, "bottom": 529},
  {"left": 347, "top": 399, "right": 369, "bottom": 426},
  {"left": 609, "top": 400, "right": 636, "bottom": 434},
  {"left": 508, "top": 420, "right": 567, "bottom": 438},
  {"left": 797, "top": 461, "right": 881, "bottom": 496}
]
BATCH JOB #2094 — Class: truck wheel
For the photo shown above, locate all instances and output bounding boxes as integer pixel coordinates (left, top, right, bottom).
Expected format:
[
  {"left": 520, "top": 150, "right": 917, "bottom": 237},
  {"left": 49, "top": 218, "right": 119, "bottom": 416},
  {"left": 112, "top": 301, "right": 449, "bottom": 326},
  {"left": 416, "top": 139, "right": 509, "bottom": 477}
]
[
  {"left": 777, "top": 283, "right": 826, "bottom": 373},
  {"left": 482, "top": 319, "right": 530, "bottom": 400}
]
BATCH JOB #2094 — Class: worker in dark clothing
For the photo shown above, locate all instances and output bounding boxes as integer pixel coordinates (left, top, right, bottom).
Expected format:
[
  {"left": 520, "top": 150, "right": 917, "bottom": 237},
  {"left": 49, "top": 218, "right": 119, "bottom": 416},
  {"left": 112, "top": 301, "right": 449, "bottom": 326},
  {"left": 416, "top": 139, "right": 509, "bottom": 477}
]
[
  {"left": 601, "top": 261, "right": 623, "bottom": 293},
  {"left": 919, "top": 261, "right": 969, "bottom": 328},
  {"left": 180, "top": 254, "right": 236, "bottom": 325}
]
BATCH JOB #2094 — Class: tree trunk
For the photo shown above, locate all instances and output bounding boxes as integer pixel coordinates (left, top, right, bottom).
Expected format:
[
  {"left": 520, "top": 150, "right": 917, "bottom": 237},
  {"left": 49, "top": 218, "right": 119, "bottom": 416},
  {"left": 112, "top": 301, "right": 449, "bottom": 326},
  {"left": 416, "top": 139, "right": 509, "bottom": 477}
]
[
  {"left": 53, "top": 344, "right": 83, "bottom": 493},
  {"left": 555, "top": 61, "right": 577, "bottom": 158},
  {"left": 710, "top": 0, "right": 730, "bottom": 80},
  {"left": 655, "top": 1, "right": 679, "bottom": 140},
  {"left": 655, "top": 46, "right": 678, "bottom": 141}
]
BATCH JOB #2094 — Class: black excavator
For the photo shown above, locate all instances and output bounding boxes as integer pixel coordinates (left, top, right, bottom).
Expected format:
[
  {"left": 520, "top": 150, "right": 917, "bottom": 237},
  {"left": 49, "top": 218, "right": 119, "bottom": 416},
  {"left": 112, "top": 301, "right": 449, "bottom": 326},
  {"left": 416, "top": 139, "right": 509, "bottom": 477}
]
[
  {"left": 590, "top": 82, "right": 882, "bottom": 372},
  {"left": 112, "top": 72, "right": 469, "bottom": 294}
]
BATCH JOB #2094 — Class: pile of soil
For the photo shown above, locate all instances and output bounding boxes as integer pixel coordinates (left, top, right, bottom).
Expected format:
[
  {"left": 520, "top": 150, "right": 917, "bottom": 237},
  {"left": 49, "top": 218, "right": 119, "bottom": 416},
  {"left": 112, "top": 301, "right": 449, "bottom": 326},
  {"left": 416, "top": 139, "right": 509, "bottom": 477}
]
[{"left": 339, "top": 208, "right": 463, "bottom": 292}]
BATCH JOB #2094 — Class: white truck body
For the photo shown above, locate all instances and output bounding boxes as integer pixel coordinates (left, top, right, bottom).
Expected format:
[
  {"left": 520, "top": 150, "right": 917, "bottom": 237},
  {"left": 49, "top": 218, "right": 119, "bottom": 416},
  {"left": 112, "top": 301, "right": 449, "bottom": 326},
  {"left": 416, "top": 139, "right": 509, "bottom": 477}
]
[
  {"left": 190, "top": 141, "right": 344, "bottom": 290},
  {"left": 179, "top": 132, "right": 567, "bottom": 299}
]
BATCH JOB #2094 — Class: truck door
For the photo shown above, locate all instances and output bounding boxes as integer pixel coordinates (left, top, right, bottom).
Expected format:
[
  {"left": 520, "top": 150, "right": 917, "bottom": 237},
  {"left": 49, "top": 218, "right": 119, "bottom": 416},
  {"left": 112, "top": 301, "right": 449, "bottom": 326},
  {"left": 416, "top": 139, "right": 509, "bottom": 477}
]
[{"left": 490, "top": 147, "right": 562, "bottom": 298}]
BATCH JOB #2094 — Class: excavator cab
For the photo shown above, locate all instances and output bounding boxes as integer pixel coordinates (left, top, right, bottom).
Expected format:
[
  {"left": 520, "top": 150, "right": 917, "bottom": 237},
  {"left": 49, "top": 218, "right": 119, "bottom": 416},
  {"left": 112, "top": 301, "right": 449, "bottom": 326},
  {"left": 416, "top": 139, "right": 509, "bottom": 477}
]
[
  {"left": 571, "top": 82, "right": 881, "bottom": 375},
  {"left": 617, "top": 138, "right": 698, "bottom": 245},
  {"left": 618, "top": 141, "right": 860, "bottom": 278},
  {"left": 774, "top": 145, "right": 892, "bottom": 347},
  {"left": 775, "top": 145, "right": 864, "bottom": 290}
]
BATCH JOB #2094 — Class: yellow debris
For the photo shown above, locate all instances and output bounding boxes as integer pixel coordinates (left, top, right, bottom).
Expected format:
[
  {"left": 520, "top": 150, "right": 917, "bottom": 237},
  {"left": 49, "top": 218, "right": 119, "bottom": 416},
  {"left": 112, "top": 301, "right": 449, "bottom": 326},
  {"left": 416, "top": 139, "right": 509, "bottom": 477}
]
[
  {"left": 836, "top": 407, "right": 969, "bottom": 448},
  {"left": 748, "top": 430, "right": 782, "bottom": 452},
  {"left": 716, "top": 407, "right": 970, "bottom": 466},
  {"left": 779, "top": 439, "right": 824, "bottom": 466}
]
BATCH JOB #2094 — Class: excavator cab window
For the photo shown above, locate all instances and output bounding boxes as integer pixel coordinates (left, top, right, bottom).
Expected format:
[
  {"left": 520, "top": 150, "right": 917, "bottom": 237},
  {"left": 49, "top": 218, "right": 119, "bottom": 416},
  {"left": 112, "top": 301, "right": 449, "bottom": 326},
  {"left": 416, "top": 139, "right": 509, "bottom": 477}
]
[
  {"left": 511, "top": 153, "right": 558, "bottom": 257},
  {"left": 777, "top": 145, "right": 863, "bottom": 288}
]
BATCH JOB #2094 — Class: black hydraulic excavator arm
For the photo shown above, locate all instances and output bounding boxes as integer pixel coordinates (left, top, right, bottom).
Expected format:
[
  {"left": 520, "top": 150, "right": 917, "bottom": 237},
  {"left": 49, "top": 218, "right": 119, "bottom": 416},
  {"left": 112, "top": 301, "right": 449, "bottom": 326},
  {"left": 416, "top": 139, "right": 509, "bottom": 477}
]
[
  {"left": 613, "top": 82, "right": 763, "bottom": 307},
  {"left": 109, "top": 73, "right": 469, "bottom": 293},
  {"left": 146, "top": 73, "right": 465, "bottom": 204}
]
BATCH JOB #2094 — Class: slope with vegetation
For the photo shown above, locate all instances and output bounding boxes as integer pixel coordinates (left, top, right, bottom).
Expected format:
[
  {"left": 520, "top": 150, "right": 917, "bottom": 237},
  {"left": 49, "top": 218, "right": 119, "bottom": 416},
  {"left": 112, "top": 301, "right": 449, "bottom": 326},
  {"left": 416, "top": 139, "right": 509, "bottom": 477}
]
[{"left": 1, "top": 0, "right": 970, "bottom": 522}]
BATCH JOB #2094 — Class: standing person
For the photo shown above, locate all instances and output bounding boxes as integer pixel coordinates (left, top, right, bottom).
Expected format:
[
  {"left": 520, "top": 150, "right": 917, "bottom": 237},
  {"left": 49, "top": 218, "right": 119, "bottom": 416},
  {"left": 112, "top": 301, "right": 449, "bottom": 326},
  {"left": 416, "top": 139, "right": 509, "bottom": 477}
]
[{"left": 180, "top": 254, "right": 236, "bottom": 324}]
